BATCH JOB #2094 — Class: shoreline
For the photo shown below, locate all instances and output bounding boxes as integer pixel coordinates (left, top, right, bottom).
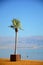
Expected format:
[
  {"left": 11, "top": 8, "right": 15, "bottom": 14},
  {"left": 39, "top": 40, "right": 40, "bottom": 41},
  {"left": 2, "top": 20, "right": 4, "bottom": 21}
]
[{"left": 0, "top": 58, "right": 43, "bottom": 65}]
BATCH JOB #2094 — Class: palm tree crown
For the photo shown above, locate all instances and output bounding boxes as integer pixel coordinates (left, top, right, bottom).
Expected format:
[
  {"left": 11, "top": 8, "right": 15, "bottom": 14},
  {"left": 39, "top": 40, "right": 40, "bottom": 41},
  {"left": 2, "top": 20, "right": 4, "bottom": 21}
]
[{"left": 10, "top": 19, "right": 22, "bottom": 30}]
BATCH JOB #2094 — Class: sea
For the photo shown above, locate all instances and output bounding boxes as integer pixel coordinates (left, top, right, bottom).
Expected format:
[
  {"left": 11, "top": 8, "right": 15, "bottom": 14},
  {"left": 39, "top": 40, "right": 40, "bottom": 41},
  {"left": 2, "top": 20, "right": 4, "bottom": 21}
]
[
  {"left": 0, "top": 48, "right": 43, "bottom": 60},
  {"left": 0, "top": 36, "right": 43, "bottom": 60}
]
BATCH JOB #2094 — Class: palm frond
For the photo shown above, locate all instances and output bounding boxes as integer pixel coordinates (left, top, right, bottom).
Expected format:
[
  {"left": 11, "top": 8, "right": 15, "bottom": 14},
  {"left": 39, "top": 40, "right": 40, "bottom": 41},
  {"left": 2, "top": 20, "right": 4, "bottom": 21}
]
[
  {"left": 8, "top": 25, "right": 15, "bottom": 29},
  {"left": 12, "top": 19, "right": 23, "bottom": 30}
]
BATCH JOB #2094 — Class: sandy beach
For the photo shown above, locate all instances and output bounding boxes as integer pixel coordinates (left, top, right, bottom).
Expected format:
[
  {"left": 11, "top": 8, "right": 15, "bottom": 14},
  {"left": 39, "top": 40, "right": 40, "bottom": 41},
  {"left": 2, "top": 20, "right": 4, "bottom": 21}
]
[{"left": 0, "top": 58, "right": 43, "bottom": 65}]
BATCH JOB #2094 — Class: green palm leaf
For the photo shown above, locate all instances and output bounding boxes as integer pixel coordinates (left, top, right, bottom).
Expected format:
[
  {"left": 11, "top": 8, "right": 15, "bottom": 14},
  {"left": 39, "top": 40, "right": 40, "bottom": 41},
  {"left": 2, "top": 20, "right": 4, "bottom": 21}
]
[{"left": 12, "top": 19, "right": 22, "bottom": 30}]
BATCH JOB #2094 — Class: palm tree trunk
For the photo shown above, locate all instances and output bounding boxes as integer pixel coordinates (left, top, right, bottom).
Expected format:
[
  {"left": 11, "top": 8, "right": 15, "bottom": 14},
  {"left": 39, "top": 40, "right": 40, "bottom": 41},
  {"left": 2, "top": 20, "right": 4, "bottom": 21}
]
[{"left": 14, "top": 29, "right": 18, "bottom": 54}]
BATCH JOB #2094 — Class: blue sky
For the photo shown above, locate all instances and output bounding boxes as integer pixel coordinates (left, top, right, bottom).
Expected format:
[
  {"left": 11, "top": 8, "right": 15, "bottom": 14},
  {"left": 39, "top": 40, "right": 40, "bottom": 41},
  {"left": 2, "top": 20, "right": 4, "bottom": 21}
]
[
  {"left": 0, "top": 0, "right": 43, "bottom": 37},
  {"left": 0, "top": 0, "right": 43, "bottom": 59}
]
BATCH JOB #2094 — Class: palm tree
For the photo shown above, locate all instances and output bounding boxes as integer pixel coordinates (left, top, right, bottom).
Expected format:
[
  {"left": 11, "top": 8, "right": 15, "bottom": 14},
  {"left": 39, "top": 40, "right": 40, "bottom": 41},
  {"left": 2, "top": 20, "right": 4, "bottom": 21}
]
[{"left": 9, "top": 19, "right": 22, "bottom": 55}]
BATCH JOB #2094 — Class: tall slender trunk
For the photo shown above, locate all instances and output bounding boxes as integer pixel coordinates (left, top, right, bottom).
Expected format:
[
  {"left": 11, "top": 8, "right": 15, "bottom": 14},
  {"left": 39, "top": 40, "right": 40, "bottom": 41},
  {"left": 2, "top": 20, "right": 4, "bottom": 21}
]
[{"left": 14, "top": 28, "right": 18, "bottom": 54}]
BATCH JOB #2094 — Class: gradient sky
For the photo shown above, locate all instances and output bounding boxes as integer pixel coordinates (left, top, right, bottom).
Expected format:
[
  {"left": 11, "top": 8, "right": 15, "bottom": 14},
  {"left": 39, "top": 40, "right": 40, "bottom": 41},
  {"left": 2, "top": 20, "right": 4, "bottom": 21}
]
[{"left": 0, "top": 0, "right": 43, "bottom": 37}]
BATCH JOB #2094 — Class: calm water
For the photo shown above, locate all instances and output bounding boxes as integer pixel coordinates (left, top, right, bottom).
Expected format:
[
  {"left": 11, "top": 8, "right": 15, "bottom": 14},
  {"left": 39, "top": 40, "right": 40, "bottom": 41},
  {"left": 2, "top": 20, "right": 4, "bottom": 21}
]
[{"left": 0, "top": 48, "right": 43, "bottom": 60}]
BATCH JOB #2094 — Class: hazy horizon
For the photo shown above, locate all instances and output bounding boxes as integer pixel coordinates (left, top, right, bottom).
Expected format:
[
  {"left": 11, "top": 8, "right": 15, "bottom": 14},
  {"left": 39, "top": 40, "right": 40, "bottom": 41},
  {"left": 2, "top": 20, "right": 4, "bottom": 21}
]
[{"left": 0, "top": 36, "right": 43, "bottom": 49}]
